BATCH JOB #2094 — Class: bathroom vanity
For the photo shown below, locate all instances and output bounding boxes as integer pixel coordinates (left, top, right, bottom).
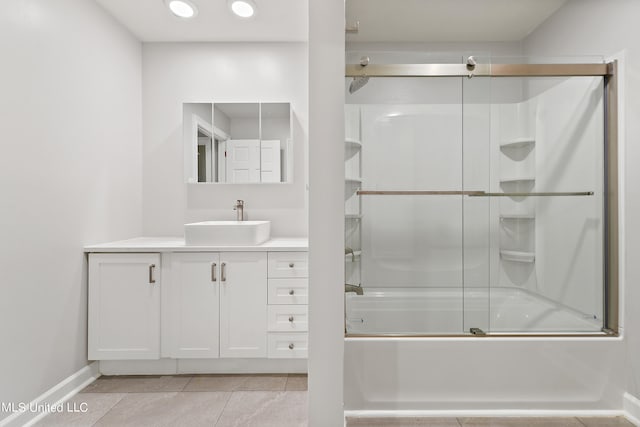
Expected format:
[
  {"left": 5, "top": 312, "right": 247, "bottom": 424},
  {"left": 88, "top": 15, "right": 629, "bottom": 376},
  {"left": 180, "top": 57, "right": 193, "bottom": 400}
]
[{"left": 85, "top": 237, "right": 308, "bottom": 375}]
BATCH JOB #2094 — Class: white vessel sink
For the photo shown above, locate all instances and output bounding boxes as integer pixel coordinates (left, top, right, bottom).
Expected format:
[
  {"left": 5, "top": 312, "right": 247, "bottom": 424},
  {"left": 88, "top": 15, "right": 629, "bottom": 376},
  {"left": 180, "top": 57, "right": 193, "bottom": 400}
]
[{"left": 184, "top": 221, "right": 271, "bottom": 246}]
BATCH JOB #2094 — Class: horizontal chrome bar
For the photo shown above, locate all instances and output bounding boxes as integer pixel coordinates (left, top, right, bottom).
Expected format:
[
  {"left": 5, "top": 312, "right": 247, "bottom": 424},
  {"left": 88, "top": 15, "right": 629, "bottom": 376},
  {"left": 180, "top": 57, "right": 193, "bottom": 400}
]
[
  {"left": 346, "top": 63, "right": 610, "bottom": 78},
  {"left": 346, "top": 63, "right": 490, "bottom": 77},
  {"left": 469, "top": 192, "right": 594, "bottom": 197},
  {"left": 357, "top": 190, "right": 594, "bottom": 197},
  {"left": 491, "top": 63, "right": 609, "bottom": 77},
  {"left": 345, "top": 332, "right": 612, "bottom": 338},
  {"left": 357, "top": 190, "right": 484, "bottom": 196}
]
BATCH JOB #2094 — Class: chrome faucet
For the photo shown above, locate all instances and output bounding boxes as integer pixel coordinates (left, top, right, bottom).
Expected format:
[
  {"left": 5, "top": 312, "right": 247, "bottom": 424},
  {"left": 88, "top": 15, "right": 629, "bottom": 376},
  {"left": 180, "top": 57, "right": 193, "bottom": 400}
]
[
  {"left": 345, "top": 283, "right": 364, "bottom": 295},
  {"left": 233, "top": 200, "right": 245, "bottom": 221}
]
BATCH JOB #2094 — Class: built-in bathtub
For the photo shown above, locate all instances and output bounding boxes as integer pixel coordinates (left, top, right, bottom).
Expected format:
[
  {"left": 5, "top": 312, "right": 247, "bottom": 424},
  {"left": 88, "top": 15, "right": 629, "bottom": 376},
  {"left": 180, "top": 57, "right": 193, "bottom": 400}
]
[
  {"left": 345, "top": 287, "right": 601, "bottom": 335},
  {"left": 343, "top": 286, "right": 624, "bottom": 414}
]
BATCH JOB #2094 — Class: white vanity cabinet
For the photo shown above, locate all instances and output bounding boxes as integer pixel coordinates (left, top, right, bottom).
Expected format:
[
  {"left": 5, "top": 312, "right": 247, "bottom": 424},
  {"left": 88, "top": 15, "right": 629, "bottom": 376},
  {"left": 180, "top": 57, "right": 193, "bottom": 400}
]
[
  {"left": 218, "top": 252, "right": 268, "bottom": 357},
  {"left": 166, "top": 253, "right": 221, "bottom": 358},
  {"left": 267, "top": 252, "right": 309, "bottom": 358},
  {"left": 88, "top": 253, "right": 161, "bottom": 360},
  {"left": 85, "top": 238, "right": 308, "bottom": 371},
  {"left": 166, "top": 252, "right": 267, "bottom": 358}
]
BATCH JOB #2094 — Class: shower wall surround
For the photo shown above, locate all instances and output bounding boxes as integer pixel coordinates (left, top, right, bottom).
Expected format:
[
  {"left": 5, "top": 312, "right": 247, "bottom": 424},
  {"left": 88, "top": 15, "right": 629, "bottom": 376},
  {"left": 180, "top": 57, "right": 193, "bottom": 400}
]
[{"left": 492, "top": 77, "right": 604, "bottom": 318}]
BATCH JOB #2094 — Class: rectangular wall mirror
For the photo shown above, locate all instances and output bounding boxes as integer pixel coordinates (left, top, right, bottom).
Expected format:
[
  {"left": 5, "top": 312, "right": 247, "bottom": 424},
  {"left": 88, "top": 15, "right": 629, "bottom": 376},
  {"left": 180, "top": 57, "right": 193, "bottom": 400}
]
[{"left": 183, "top": 102, "right": 292, "bottom": 184}]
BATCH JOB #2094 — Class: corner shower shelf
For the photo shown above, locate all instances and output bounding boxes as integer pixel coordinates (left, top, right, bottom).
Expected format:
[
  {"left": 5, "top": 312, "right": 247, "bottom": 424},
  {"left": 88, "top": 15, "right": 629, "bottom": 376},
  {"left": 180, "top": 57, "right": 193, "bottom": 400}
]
[
  {"left": 345, "top": 138, "right": 362, "bottom": 149},
  {"left": 500, "top": 214, "right": 535, "bottom": 220},
  {"left": 345, "top": 177, "right": 363, "bottom": 184},
  {"left": 500, "top": 138, "right": 535, "bottom": 150},
  {"left": 500, "top": 250, "right": 535, "bottom": 263},
  {"left": 500, "top": 177, "right": 535, "bottom": 185}
]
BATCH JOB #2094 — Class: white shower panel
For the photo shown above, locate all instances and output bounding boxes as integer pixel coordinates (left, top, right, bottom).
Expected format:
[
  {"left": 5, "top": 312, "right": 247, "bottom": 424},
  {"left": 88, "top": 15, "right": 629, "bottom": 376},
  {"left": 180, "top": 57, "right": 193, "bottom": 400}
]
[
  {"left": 532, "top": 77, "right": 604, "bottom": 319},
  {"left": 360, "top": 104, "right": 464, "bottom": 288}
]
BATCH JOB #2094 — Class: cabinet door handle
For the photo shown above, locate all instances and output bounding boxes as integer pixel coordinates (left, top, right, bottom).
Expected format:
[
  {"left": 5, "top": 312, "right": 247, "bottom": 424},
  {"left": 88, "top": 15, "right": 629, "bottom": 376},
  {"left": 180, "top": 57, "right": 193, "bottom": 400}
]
[
  {"left": 289, "top": 263, "right": 295, "bottom": 268},
  {"left": 289, "top": 316, "right": 294, "bottom": 322},
  {"left": 289, "top": 289, "right": 295, "bottom": 295},
  {"left": 211, "top": 263, "right": 217, "bottom": 282},
  {"left": 289, "top": 343, "right": 295, "bottom": 350},
  {"left": 149, "top": 264, "right": 156, "bottom": 284},
  {"left": 221, "top": 262, "right": 227, "bottom": 282}
]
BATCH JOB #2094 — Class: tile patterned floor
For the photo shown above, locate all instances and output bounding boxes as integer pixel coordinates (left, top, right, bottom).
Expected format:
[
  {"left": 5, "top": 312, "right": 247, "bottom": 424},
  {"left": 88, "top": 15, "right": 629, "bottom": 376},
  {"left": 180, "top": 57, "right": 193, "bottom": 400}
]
[
  {"left": 36, "top": 375, "right": 635, "bottom": 427},
  {"left": 36, "top": 374, "right": 307, "bottom": 427}
]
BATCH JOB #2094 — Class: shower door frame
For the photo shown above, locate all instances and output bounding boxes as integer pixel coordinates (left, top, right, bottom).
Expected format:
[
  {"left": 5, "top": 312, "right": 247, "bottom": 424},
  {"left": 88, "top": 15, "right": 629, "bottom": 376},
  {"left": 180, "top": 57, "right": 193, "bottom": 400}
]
[{"left": 345, "top": 60, "right": 619, "bottom": 337}]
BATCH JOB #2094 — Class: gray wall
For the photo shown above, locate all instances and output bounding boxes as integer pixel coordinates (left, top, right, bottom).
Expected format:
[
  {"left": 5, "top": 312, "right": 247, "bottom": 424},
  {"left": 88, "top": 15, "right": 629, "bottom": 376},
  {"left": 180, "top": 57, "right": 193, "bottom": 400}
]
[
  {"left": 523, "top": 0, "right": 640, "bottom": 400},
  {"left": 141, "top": 43, "right": 308, "bottom": 238},
  {"left": 0, "top": 0, "right": 143, "bottom": 419}
]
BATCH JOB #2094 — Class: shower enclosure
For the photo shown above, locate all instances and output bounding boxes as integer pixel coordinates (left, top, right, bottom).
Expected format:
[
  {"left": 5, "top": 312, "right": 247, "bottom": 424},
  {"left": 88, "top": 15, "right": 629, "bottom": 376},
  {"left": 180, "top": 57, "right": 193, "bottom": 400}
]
[{"left": 344, "top": 56, "right": 618, "bottom": 336}]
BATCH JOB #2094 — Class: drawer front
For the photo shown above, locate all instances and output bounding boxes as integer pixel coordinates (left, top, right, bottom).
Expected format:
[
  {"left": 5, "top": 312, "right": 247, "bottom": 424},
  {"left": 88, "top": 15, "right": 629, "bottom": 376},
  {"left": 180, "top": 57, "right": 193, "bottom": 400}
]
[
  {"left": 267, "top": 305, "right": 308, "bottom": 332},
  {"left": 267, "top": 333, "right": 308, "bottom": 359},
  {"left": 268, "top": 252, "right": 308, "bottom": 278},
  {"left": 268, "top": 279, "right": 308, "bottom": 305}
]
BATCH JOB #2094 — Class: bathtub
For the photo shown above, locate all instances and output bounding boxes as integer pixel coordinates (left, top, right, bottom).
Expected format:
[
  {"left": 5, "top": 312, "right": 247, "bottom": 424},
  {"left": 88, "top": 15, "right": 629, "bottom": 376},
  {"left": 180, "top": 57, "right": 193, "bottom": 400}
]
[
  {"left": 345, "top": 287, "right": 602, "bottom": 335},
  {"left": 343, "top": 287, "right": 624, "bottom": 413}
]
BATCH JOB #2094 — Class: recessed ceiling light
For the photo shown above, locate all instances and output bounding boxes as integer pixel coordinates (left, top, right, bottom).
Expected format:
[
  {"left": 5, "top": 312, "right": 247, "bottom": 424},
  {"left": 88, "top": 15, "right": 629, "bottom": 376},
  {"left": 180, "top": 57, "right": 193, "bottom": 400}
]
[
  {"left": 165, "top": 0, "right": 198, "bottom": 19},
  {"left": 229, "top": 0, "right": 256, "bottom": 18}
]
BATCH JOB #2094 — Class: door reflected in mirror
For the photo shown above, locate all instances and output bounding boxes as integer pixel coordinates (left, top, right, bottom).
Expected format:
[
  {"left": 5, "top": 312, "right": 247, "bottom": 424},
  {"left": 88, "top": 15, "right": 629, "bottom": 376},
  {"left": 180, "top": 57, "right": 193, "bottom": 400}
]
[{"left": 184, "top": 102, "right": 292, "bottom": 184}]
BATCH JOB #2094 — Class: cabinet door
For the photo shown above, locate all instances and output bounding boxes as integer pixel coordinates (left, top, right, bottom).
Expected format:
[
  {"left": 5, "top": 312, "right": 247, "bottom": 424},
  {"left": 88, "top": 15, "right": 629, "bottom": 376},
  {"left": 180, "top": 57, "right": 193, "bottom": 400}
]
[
  {"left": 219, "top": 252, "right": 267, "bottom": 358},
  {"left": 88, "top": 253, "right": 160, "bottom": 360},
  {"left": 169, "top": 253, "right": 220, "bottom": 358}
]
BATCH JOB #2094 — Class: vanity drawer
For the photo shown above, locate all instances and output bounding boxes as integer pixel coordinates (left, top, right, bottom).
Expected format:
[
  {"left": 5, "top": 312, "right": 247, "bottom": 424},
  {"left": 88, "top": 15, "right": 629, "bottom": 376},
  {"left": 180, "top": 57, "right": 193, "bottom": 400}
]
[
  {"left": 268, "top": 279, "right": 308, "bottom": 305},
  {"left": 267, "top": 333, "right": 308, "bottom": 359},
  {"left": 267, "top": 305, "right": 308, "bottom": 332},
  {"left": 268, "top": 252, "right": 308, "bottom": 278}
]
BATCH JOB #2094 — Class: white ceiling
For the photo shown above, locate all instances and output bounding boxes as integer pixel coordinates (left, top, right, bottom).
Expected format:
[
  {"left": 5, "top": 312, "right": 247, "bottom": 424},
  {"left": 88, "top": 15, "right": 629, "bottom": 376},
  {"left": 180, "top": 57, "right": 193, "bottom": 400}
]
[
  {"left": 95, "top": 0, "right": 308, "bottom": 42},
  {"left": 96, "top": 0, "right": 565, "bottom": 44},
  {"left": 346, "top": 0, "right": 567, "bottom": 43}
]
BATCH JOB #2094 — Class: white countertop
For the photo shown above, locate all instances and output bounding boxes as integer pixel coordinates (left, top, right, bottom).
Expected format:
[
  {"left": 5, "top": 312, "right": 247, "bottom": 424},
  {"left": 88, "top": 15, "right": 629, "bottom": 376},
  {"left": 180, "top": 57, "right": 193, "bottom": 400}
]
[{"left": 84, "top": 237, "right": 308, "bottom": 253}]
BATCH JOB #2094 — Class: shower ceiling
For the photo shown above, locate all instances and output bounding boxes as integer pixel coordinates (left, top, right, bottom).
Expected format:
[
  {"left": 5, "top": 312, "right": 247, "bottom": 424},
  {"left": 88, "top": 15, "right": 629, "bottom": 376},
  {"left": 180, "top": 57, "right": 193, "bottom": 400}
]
[{"left": 346, "top": 0, "right": 567, "bottom": 42}]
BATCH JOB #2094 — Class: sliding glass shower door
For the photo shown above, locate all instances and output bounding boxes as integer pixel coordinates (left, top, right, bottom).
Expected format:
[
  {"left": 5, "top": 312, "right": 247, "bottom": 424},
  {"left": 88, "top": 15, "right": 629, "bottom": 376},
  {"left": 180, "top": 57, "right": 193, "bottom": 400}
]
[
  {"left": 345, "top": 58, "right": 491, "bottom": 335},
  {"left": 344, "top": 55, "right": 609, "bottom": 336}
]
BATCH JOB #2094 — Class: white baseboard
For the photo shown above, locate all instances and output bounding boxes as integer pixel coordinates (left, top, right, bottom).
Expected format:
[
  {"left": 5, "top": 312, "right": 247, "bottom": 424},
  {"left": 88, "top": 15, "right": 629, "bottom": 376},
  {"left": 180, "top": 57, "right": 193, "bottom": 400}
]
[
  {"left": 0, "top": 362, "right": 100, "bottom": 427},
  {"left": 99, "top": 358, "right": 307, "bottom": 375},
  {"left": 624, "top": 393, "right": 640, "bottom": 426}
]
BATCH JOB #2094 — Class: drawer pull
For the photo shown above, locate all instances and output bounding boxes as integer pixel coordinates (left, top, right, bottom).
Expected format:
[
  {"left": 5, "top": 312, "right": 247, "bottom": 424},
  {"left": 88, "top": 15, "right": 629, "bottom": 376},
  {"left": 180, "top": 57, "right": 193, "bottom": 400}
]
[
  {"left": 289, "top": 289, "right": 295, "bottom": 295},
  {"left": 289, "top": 263, "right": 295, "bottom": 268},
  {"left": 289, "top": 343, "right": 295, "bottom": 350},
  {"left": 288, "top": 316, "right": 294, "bottom": 322}
]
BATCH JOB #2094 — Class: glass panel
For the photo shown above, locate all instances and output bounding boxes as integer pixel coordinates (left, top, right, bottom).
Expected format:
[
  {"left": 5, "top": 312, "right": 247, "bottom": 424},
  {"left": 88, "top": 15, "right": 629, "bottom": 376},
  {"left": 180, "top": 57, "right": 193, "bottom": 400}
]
[
  {"left": 214, "top": 103, "right": 259, "bottom": 183},
  {"left": 488, "top": 75, "right": 604, "bottom": 334},
  {"left": 345, "top": 75, "right": 465, "bottom": 335},
  {"left": 183, "top": 103, "right": 214, "bottom": 183},
  {"left": 260, "top": 103, "right": 291, "bottom": 183},
  {"left": 462, "top": 60, "right": 492, "bottom": 335}
]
